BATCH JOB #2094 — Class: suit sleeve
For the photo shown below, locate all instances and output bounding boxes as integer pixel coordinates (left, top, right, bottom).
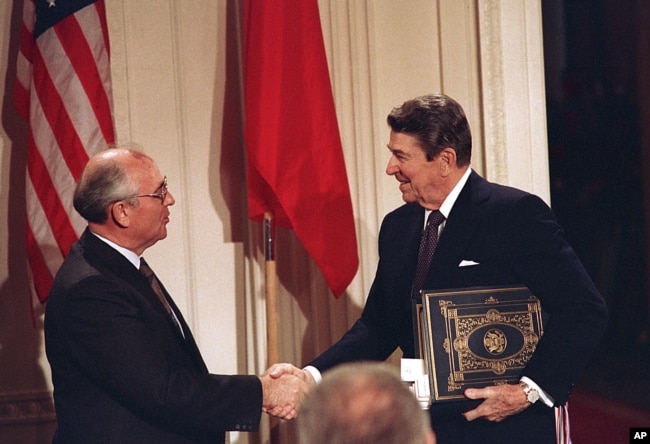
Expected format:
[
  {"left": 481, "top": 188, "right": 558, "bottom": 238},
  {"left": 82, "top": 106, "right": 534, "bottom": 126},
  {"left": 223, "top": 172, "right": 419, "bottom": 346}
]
[
  {"left": 309, "top": 209, "right": 417, "bottom": 372},
  {"left": 46, "top": 275, "right": 262, "bottom": 434},
  {"left": 507, "top": 194, "right": 608, "bottom": 405}
]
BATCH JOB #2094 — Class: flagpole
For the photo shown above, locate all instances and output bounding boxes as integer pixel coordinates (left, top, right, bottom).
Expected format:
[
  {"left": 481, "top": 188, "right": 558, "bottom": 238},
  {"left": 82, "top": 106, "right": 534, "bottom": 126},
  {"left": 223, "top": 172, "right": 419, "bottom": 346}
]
[
  {"left": 264, "top": 212, "right": 279, "bottom": 366},
  {"left": 264, "top": 212, "right": 281, "bottom": 443}
]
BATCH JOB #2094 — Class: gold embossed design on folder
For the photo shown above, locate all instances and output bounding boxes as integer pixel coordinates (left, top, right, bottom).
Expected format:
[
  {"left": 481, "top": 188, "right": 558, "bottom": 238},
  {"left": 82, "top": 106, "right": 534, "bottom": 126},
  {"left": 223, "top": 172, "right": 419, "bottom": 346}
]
[{"left": 419, "top": 286, "right": 543, "bottom": 402}]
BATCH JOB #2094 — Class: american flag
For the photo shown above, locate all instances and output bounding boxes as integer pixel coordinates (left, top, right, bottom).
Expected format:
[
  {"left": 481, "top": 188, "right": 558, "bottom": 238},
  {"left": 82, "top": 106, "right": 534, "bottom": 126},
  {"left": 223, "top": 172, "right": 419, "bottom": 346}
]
[{"left": 14, "top": 0, "right": 115, "bottom": 317}]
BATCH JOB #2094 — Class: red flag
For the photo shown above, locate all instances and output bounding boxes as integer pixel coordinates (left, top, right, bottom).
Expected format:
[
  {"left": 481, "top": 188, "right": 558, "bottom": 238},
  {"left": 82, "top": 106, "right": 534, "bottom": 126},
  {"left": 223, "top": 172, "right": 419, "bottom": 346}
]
[
  {"left": 14, "top": 0, "right": 115, "bottom": 314},
  {"left": 243, "top": 0, "right": 358, "bottom": 297}
]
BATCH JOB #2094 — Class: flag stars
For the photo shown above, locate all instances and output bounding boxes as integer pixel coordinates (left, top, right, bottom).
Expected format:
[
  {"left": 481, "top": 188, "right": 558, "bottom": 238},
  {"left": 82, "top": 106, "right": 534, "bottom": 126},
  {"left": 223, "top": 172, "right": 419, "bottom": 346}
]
[{"left": 47, "top": 0, "right": 56, "bottom": 7}]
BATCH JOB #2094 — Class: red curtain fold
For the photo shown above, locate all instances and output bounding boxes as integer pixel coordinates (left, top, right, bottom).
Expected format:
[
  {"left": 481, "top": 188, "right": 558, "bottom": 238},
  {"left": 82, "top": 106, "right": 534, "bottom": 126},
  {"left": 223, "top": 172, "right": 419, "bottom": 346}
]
[{"left": 243, "top": 0, "right": 358, "bottom": 297}]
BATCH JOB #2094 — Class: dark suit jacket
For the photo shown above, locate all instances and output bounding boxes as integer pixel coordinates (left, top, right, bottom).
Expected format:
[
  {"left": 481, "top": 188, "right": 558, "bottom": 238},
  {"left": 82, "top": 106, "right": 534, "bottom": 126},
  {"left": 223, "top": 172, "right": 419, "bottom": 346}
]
[
  {"left": 309, "top": 171, "right": 608, "bottom": 444},
  {"left": 45, "top": 229, "right": 262, "bottom": 443}
]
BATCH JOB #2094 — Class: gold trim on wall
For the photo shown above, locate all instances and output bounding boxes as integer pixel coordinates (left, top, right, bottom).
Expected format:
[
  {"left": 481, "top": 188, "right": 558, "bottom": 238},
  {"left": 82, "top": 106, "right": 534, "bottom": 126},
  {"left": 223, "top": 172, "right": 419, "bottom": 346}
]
[{"left": 0, "top": 391, "right": 56, "bottom": 425}]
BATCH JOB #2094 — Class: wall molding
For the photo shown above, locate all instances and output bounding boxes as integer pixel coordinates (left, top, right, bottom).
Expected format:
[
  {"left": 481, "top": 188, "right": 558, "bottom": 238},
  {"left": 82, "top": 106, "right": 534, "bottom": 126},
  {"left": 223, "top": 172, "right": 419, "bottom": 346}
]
[
  {"left": 0, "top": 391, "right": 56, "bottom": 425},
  {"left": 478, "top": 0, "right": 508, "bottom": 184}
]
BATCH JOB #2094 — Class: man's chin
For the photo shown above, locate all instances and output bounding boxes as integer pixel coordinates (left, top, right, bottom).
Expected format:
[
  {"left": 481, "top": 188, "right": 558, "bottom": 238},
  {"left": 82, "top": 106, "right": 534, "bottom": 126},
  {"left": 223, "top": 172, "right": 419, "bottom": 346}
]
[
  {"left": 157, "top": 227, "right": 168, "bottom": 241},
  {"left": 400, "top": 192, "right": 417, "bottom": 203}
]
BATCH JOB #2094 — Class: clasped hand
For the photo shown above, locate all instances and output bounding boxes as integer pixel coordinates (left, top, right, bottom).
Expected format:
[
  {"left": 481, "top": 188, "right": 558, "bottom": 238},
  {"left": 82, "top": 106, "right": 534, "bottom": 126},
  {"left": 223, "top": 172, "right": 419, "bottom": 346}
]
[
  {"left": 259, "top": 363, "right": 315, "bottom": 420},
  {"left": 462, "top": 383, "right": 530, "bottom": 422}
]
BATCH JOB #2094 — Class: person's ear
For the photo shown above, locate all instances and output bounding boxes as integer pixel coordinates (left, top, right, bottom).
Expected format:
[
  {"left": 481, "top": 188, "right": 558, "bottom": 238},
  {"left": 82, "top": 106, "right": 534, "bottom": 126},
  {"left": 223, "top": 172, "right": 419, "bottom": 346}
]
[
  {"left": 439, "top": 147, "right": 457, "bottom": 176},
  {"left": 110, "top": 201, "right": 131, "bottom": 228}
]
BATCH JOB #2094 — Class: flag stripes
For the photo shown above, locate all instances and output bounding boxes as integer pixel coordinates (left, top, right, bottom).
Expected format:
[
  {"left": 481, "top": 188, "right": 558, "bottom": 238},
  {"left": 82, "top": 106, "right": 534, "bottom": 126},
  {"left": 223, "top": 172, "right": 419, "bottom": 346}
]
[
  {"left": 14, "top": 0, "right": 35, "bottom": 119},
  {"left": 15, "top": 0, "right": 115, "bottom": 310}
]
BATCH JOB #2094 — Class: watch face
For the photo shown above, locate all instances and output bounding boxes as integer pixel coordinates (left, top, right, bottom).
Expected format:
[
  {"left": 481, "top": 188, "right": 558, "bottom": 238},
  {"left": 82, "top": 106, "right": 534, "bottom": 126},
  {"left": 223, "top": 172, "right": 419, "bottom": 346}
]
[
  {"left": 520, "top": 382, "right": 539, "bottom": 403},
  {"left": 527, "top": 389, "right": 539, "bottom": 403}
]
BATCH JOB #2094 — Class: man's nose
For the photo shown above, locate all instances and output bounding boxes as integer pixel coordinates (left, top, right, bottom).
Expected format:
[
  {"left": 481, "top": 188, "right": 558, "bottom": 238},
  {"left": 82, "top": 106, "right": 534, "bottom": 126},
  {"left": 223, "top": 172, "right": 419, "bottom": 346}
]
[
  {"left": 386, "top": 157, "right": 398, "bottom": 175},
  {"left": 165, "top": 191, "right": 176, "bottom": 206}
]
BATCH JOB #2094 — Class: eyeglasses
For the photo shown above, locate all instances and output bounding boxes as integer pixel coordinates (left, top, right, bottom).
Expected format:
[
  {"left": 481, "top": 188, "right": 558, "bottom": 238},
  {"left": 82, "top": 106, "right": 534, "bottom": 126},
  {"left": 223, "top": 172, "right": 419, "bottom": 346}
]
[{"left": 133, "top": 176, "right": 168, "bottom": 203}]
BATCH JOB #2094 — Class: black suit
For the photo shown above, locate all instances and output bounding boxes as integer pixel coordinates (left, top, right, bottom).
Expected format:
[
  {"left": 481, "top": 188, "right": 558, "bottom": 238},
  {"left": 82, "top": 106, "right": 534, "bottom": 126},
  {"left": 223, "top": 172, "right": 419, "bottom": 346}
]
[
  {"left": 309, "top": 171, "right": 608, "bottom": 443},
  {"left": 45, "top": 229, "right": 262, "bottom": 443}
]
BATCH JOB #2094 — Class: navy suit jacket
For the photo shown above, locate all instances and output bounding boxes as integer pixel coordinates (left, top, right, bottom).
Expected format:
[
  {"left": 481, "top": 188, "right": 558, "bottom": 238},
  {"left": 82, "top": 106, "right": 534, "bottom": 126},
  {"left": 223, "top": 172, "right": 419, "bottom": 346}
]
[
  {"left": 45, "top": 229, "right": 262, "bottom": 443},
  {"left": 309, "top": 171, "right": 608, "bottom": 443}
]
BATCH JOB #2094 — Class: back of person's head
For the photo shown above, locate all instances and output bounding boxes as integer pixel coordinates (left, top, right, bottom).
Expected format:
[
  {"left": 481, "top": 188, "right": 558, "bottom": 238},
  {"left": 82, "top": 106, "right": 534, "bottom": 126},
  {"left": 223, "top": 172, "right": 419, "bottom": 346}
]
[
  {"left": 387, "top": 93, "right": 472, "bottom": 167},
  {"left": 297, "top": 362, "right": 436, "bottom": 444},
  {"left": 73, "top": 145, "right": 149, "bottom": 223}
]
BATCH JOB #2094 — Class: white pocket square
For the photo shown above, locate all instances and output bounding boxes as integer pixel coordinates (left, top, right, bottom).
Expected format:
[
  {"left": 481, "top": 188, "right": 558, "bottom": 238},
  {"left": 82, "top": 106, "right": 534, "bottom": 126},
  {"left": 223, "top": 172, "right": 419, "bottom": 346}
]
[{"left": 458, "top": 260, "right": 480, "bottom": 267}]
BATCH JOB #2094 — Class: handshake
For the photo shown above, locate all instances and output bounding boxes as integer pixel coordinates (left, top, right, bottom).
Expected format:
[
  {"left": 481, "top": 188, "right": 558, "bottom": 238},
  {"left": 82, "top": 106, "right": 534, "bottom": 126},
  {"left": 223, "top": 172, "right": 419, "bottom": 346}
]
[{"left": 259, "top": 363, "right": 316, "bottom": 420}]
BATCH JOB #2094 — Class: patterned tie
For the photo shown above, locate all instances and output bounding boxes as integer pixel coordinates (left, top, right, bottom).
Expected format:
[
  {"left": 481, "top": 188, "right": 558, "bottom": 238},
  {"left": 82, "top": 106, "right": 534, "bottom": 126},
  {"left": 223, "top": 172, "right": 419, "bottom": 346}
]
[
  {"left": 139, "top": 258, "right": 184, "bottom": 337},
  {"left": 411, "top": 210, "right": 445, "bottom": 299}
]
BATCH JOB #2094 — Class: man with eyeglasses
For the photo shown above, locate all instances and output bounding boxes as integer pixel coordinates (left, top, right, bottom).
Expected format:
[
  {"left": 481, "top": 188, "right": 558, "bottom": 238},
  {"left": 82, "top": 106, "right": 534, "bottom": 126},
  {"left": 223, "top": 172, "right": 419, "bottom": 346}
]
[{"left": 44, "top": 146, "right": 307, "bottom": 443}]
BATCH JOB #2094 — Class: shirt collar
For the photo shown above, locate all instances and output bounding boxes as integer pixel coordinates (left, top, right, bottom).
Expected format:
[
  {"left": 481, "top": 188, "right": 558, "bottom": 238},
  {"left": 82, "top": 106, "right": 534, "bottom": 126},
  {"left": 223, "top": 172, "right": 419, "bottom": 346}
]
[
  {"left": 89, "top": 230, "right": 141, "bottom": 269},
  {"left": 423, "top": 167, "right": 472, "bottom": 222},
  {"left": 439, "top": 167, "right": 472, "bottom": 218}
]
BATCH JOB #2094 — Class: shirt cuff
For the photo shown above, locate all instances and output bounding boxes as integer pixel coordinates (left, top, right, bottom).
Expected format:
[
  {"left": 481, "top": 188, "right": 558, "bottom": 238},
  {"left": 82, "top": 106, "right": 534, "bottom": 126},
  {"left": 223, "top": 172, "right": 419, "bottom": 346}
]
[
  {"left": 520, "top": 376, "right": 554, "bottom": 407},
  {"left": 303, "top": 365, "right": 322, "bottom": 384}
]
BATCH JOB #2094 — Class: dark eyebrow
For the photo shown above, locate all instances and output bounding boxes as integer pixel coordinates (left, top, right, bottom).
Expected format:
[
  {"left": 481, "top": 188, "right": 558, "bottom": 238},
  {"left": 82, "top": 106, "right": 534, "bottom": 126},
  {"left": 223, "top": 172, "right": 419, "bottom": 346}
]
[{"left": 387, "top": 145, "right": 407, "bottom": 157}]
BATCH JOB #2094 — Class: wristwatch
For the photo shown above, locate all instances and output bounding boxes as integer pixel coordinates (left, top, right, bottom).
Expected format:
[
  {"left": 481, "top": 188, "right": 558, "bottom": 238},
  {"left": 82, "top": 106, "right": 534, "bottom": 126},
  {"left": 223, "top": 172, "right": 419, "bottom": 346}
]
[{"left": 519, "top": 381, "right": 540, "bottom": 404}]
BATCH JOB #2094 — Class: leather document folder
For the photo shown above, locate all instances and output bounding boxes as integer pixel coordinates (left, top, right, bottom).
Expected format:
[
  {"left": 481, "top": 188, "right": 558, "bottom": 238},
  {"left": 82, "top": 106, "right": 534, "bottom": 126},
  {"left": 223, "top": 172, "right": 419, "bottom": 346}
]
[{"left": 416, "top": 285, "right": 543, "bottom": 402}]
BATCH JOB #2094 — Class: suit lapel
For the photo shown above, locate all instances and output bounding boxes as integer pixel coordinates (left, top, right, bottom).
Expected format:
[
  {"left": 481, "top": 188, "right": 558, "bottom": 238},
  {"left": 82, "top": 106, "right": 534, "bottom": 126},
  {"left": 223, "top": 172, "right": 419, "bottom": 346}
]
[
  {"left": 400, "top": 204, "right": 428, "bottom": 289},
  {"left": 81, "top": 230, "right": 207, "bottom": 369},
  {"left": 155, "top": 280, "right": 207, "bottom": 370},
  {"left": 428, "top": 171, "right": 490, "bottom": 286},
  {"left": 83, "top": 231, "right": 176, "bottom": 321}
]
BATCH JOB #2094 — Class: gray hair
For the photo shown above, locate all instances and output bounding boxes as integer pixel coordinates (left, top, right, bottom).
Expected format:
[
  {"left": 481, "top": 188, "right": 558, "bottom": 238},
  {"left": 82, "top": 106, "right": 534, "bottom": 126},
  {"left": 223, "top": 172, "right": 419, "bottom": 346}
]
[
  {"left": 73, "top": 148, "right": 146, "bottom": 223},
  {"left": 298, "top": 362, "right": 432, "bottom": 444}
]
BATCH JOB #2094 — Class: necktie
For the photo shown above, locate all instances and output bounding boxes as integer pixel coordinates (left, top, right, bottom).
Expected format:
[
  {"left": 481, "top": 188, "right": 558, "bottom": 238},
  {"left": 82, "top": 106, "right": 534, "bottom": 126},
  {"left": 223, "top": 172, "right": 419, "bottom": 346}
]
[
  {"left": 139, "top": 258, "right": 184, "bottom": 337},
  {"left": 411, "top": 210, "right": 445, "bottom": 299}
]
